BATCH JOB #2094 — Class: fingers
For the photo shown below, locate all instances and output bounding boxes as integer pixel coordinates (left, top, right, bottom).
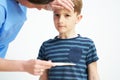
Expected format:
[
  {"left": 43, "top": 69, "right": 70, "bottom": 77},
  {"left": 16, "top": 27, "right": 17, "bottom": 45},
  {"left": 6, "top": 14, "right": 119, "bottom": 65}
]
[
  {"left": 24, "top": 59, "right": 54, "bottom": 75},
  {"left": 51, "top": 0, "right": 74, "bottom": 11},
  {"left": 33, "top": 69, "right": 45, "bottom": 76},
  {"left": 37, "top": 60, "right": 54, "bottom": 69},
  {"left": 34, "top": 60, "right": 54, "bottom": 75},
  {"left": 58, "top": 0, "right": 74, "bottom": 11}
]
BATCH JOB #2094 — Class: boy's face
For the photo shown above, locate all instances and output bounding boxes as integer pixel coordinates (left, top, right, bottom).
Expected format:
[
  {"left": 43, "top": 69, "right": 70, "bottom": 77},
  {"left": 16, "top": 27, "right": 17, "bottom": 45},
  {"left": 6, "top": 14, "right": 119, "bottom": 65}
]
[{"left": 53, "top": 8, "right": 82, "bottom": 34}]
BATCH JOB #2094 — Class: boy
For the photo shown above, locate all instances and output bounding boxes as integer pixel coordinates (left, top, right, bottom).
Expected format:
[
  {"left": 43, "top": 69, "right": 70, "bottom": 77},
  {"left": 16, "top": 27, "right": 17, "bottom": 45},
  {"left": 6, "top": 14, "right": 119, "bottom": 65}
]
[{"left": 37, "top": 0, "right": 100, "bottom": 79}]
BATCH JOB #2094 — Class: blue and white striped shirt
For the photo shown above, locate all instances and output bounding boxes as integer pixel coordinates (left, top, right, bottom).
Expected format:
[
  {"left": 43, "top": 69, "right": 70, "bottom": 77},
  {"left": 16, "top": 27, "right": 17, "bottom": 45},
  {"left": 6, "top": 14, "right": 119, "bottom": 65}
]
[{"left": 37, "top": 34, "right": 99, "bottom": 80}]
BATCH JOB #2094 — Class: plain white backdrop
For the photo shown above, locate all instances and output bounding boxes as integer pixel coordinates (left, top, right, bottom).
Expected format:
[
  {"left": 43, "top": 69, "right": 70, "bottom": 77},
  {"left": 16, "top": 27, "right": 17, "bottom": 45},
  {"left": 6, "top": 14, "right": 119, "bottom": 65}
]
[{"left": 0, "top": 0, "right": 120, "bottom": 80}]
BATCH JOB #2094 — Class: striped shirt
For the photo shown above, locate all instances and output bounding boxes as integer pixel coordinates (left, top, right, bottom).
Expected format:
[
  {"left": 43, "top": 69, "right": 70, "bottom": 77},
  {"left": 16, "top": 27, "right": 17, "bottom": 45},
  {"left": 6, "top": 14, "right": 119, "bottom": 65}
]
[{"left": 37, "top": 34, "right": 99, "bottom": 80}]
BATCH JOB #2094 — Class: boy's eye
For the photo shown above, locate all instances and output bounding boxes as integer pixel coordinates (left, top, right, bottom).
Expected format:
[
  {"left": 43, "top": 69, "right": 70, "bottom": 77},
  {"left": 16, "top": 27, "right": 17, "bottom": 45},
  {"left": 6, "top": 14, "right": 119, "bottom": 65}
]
[
  {"left": 54, "top": 13, "right": 71, "bottom": 17},
  {"left": 65, "top": 14, "right": 70, "bottom": 17}
]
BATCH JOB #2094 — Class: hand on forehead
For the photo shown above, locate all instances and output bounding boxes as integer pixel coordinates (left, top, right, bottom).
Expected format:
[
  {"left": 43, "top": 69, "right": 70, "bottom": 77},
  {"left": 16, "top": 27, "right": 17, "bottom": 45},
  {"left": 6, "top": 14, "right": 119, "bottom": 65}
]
[{"left": 48, "top": 0, "right": 74, "bottom": 11}]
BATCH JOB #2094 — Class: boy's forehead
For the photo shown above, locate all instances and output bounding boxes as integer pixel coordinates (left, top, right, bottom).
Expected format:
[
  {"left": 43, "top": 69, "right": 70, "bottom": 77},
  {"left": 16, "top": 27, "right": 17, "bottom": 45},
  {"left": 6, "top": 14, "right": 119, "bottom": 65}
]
[{"left": 54, "top": 9, "right": 72, "bottom": 13}]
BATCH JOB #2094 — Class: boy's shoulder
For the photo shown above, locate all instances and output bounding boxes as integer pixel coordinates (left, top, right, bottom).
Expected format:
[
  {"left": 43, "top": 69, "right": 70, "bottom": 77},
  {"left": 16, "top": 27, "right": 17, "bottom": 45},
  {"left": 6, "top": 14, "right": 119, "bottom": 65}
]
[
  {"left": 78, "top": 35, "right": 94, "bottom": 43},
  {"left": 42, "top": 37, "right": 57, "bottom": 44},
  {"left": 78, "top": 35, "right": 96, "bottom": 47}
]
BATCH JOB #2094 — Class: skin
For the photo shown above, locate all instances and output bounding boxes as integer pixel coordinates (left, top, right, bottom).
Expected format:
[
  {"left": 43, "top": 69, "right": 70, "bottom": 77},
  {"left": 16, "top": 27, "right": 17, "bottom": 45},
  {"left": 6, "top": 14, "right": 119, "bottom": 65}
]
[
  {"left": 0, "top": 0, "right": 74, "bottom": 76},
  {"left": 53, "top": 8, "right": 82, "bottom": 39},
  {"left": 40, "top": 8, "right": 100, "bottom": 80},
  {"left": 50, "top": 0, "right": 74, "bottom": 11},
  {"left": 0, "top": 59, "right": 53, "bottom": 75},
  {"left": 88, "top": 62, "right": 100, "bottom": 80}
]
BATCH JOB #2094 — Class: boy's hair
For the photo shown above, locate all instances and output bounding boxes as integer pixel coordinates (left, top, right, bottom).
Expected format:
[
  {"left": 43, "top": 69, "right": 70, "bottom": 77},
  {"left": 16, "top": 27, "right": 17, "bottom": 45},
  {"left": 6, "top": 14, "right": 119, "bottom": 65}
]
[
  {"left": 28, "top": 0, "right": 54, "bottom": 4},
  {"left": 72, "top": 0, "right": 83, "bottom": 14}
]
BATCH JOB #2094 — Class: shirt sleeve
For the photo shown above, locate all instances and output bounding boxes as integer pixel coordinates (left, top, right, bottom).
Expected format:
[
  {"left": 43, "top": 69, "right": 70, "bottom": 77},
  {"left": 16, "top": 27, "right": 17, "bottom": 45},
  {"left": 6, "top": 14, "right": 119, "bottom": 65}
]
[
  {"left": 37, "top": 43, "right": 47, "bottom": 60},
  {"left": 86, "top": 40, "right": 99, "bottom": 65},
  {"left": 0, "top": 5, "right": 6, "bottom": 29}
]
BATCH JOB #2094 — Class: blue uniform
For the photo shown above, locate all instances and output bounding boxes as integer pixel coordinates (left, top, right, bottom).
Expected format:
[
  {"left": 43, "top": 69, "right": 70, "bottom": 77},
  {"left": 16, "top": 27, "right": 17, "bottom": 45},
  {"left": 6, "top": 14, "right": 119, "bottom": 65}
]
[
  {"left": 0, "top": 0, "right": 27, "bottom": 58},
  {"left": 37, "top": 34, "right": 99, "bottom": 80}
]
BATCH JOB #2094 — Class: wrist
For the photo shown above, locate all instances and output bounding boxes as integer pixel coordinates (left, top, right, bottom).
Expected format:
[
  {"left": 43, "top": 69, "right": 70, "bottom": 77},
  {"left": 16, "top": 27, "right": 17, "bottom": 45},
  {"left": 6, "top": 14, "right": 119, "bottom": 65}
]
[{"left": 19, "top": 60, "right": 27, "bottom": 72}]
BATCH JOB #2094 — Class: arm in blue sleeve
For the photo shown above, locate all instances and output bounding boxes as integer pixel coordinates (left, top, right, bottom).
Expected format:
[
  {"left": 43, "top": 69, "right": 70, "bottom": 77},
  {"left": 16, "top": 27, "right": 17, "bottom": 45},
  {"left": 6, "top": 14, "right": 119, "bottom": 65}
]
[{"left": 0, "top": 5, "right": 6, "bottom": 29}]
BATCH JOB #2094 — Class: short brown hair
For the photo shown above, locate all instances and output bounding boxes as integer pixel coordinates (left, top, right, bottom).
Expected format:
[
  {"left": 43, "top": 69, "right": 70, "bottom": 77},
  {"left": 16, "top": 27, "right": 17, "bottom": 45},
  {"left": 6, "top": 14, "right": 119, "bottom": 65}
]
[
  {"left": 28, "top": 0, "right": 54, "bottom": 4},
  {"left": 72, "top": 0, "right": 83, "bottom": 14}
]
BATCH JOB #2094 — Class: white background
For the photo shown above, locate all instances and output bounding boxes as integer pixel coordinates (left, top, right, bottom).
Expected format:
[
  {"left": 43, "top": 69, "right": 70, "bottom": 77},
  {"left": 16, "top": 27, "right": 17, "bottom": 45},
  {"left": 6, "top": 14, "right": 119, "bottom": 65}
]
[{"left": 0, "top": 0, "right": 120, "bottom": 80}]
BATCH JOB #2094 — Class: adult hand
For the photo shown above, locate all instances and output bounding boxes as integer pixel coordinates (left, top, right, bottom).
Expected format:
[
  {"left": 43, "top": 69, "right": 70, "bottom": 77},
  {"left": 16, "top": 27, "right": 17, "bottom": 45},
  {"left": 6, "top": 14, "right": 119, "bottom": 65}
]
[
  {"left": 23, "top": 59, "right": 53, "bottom": 75},
  {"left": 45, "top": 0, "right": 74, "bottom": 11}
]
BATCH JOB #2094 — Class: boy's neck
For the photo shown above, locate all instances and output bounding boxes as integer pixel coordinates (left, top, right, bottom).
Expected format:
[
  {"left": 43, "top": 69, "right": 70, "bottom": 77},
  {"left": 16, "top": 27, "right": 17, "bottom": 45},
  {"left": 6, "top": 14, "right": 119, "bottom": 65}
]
[{"left": 58, "top": 33, "right": 78, "bottom": 39}]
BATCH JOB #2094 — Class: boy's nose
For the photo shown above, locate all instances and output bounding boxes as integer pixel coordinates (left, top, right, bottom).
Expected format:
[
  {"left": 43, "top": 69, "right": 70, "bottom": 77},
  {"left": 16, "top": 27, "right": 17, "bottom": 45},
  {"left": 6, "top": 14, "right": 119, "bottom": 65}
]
[{"left": 59, "top": 16, "right": 64, "bottom": 23}]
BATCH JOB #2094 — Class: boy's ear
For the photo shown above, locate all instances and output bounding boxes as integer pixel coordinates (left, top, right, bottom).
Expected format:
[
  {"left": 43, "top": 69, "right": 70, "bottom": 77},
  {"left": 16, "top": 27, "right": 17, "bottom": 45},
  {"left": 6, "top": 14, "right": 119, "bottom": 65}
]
[{"left": 76, "top": 15, "right": 82, "bottom": 24}]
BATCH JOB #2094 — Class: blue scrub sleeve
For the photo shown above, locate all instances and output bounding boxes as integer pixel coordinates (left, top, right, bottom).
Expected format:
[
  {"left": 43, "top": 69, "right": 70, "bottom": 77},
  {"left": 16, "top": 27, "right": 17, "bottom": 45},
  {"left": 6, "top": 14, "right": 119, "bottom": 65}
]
[{"left": 0, "top": 6, "right": 5, "bottom": 29}]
